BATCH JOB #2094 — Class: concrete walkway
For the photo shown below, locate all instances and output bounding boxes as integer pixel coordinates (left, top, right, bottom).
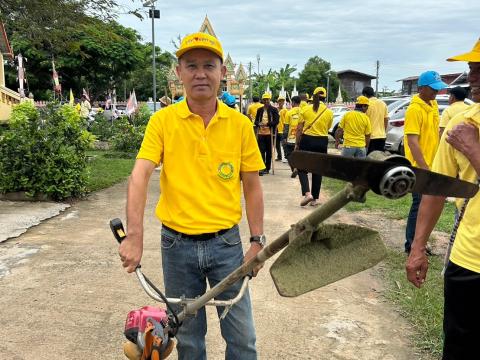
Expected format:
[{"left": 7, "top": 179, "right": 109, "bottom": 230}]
[{"left": 0, "top": 163, "right": 422, "bottom": 359}]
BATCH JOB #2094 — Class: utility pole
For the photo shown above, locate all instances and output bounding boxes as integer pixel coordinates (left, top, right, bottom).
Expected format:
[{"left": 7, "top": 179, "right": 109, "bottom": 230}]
[
  {"left": 326, "top": 72, "right": 331, "bottom": 104},
  {"left": 375, "top": 60, "right": 380, "bottom": 96},
  {"left": 144, "top": 0, "right": 160, "bottom": 111},
  {"left": 256, "top": 54, "right": 260, "bottom": 74},
  {"left": 248, "top": 61, "right": 253, "bottom": 102}
]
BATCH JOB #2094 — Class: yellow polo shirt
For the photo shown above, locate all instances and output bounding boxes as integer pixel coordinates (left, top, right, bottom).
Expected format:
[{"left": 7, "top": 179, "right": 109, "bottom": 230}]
[
  {"left": 366, "top": 97, "right": 388, "bottom": 139},
  {"left": 300, "top": 103, "right": 333, "bottom": 137},
  {"left": 403, "top": 95, "right": 440, "bottom": 168},
  {"left": 339, "top": 111, "right": 372, "bottom": 147},
  {"left": 247, "top": 102, "right": 263, "bottom": 123},
  {"left": 284, "top": 107, "right": 301, "bottom": 143},
  {"left": 278, "top": 107, "right": 288, "bottom": 133},
  {"left": 137, "top": 100, "right": 264, "bottom": 234},
  {"left": 432, "top": 103, "right": 480, "bottom": 273},
  {"left": 439, "top": 101, "right": 470, "bottom": 129}
]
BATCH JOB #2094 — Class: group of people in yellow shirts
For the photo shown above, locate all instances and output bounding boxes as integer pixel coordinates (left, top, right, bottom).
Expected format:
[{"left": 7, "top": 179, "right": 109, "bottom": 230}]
[{"left": 246, "top": 86, "right": 388, "bottom": 207}]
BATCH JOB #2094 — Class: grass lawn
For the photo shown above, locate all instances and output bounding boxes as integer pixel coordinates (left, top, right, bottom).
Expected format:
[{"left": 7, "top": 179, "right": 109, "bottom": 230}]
[
  {"left": 322, "top": 178, "right": 456, "bottom": 233},
  {"left": 86, "top": 150, "right": 136, "bottom": 192},
  {"left": 382, "top": 250, "right": 444, "bottom": 358}
]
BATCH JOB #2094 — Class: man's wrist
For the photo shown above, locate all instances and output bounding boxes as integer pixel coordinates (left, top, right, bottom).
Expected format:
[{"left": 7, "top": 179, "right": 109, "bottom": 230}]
[{"left": 250, "top": 234, "right": 266, "bottom": 247}]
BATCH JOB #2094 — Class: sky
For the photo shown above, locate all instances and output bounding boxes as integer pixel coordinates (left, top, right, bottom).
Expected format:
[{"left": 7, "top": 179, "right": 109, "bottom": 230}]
[{"left": 116, "top": 0, "right": 478, "bottom": 92}]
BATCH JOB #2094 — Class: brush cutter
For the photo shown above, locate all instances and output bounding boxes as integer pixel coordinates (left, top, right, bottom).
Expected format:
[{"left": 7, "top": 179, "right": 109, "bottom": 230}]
[{"left": 111, "top": 150, "right": 478, "bottom": 358}]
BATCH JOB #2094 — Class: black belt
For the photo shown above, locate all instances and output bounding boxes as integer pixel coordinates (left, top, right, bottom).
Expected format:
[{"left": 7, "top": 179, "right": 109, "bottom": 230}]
[{"left": 162, "top": 224, "right": 232, "bottom": 241}]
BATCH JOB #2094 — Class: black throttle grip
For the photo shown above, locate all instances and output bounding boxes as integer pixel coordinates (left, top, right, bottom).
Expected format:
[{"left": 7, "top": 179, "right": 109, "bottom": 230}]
[{"left": 110, "top": 218, "right": 126, "bottom": 243}]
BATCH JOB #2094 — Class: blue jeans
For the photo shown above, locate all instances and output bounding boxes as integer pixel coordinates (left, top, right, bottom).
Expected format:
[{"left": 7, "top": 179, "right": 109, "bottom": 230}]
[
  {"left": 341, "top": 146, "right": 367, "bottom": 158},
  {"left": 161, "top": 225, "right": 257, "bottom": 360},
  {"left": 405, "top": 192, "right": 422, "bottom": 252}
]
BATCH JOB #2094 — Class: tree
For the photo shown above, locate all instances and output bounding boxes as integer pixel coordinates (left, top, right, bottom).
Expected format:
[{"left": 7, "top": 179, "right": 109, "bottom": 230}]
[
  {"left": 0, "top": 0, "right": 124, "bottom": 48},
  {"left": 125, "top": 44, "right": 176, "bottom": 101},
  {"left": 5, "top": 19, "right": 150, "bottom": 101}
]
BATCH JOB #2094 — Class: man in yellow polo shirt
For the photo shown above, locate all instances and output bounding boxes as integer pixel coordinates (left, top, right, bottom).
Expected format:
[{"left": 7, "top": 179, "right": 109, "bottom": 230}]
[
  {"left": 406, "top": 38, "right": 480, "bottom": 360},
  {"left": 362, "top": 86, "right": 389, "bottom": 154},
  {"left": 439, "top": 86, "right": 469, "bottom": 137},
  {"left": 403, "top": 70, "right": 447, "bottom": 254},
  {"left": 247, "top": 95, "right": 263, "bottom": 123},
  {"left": 335, "top": 96, "right": 372, "bottom": 158},
  {"left": 118, "top": 32, "right": 265, "bottom": 360}
]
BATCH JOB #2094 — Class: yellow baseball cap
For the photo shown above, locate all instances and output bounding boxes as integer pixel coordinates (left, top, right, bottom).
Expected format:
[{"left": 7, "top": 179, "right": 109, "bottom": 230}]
[
  {"left": 277, "top": 95, "right": 286, "bottom": 101},
  {"left": 262, "top": 93, "right": 272, "bottom": 100},
  {"left": 356, "top": 96, "right": 370, "bottom": 105},
  {"left": 313, "top": 87, "right": 327, "bottom": 97},
  {"left": 176, "top": 32, "right": 224, "bottom": 60},
  {"left": 447, "top": 38, "right": 480, "bottom": 62}
]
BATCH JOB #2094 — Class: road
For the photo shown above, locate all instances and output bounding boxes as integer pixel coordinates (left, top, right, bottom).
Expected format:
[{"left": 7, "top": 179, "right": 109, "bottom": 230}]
[{"left": 0, "top": 162, "right": 425, "bottom": 359}]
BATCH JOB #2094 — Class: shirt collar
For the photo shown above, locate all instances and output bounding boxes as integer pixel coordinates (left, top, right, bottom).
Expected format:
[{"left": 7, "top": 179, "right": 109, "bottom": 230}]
[{"left": 176, "top": 98, "right": 229, "bottom": 119}]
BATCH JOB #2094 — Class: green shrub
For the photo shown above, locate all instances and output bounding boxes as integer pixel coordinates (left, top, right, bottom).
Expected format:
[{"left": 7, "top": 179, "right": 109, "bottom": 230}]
[
  {"left": 90, "top": 113, "right": 114, "bottom": 141},
  {"left": 132, "top": 103, "right": 152, "bottom": 127},
  {"left": 110, "top": 116, "right": 145, "bottom": 153},
  {"left": 0, "top": 102, "right": 94, "bottom": 200}
]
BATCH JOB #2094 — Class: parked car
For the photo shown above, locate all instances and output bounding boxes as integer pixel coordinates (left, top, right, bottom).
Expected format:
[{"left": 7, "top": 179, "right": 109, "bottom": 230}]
[
  {"left": 328, "top": 105, "right": 351, "bottom": 136},
  {"left": 380, "top": 95, "right": 410, "bottom": 108},
  {"left": 385, "top": 95, "right": 474, "bottom": 154}
]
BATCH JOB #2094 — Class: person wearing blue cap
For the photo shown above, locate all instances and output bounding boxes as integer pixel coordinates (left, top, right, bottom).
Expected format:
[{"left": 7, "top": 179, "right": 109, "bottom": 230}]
[
  {"left": 220, "top": 91, "right": 238, "bottom": 110},
  {"left": 403, "top": 70, "right": 447, "bottom": 254}
]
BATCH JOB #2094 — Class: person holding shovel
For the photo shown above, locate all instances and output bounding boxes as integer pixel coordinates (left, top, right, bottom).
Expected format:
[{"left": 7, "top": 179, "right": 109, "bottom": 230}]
[
  {"left": 118, "top": 31, "right": 265, "bottom": 360},
  {"left": 406, "top": 38, "right": 480, "bottom": 360}
]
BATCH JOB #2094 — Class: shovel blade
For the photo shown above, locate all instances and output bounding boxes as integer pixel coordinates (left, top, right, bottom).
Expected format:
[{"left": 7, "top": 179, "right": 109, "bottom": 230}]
[{"left": 270, "top": 224, "right": 387, "bottom": 297}]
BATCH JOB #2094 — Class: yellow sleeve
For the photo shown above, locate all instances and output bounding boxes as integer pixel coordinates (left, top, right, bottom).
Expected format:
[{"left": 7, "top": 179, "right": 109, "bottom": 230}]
[
  {"left": 431, "top": 133, "right": 458, "bottom": 178},
  {"left": 404, "top": 106, "right": 422, "bottom": 135},
  {"left": 440, "top": 107, "right": 451, "bottom": 128},
  {"left": 136, "top": 114, "right": 164, "bottom": 165},
  {"left": 326, "top": 110, "right": 333, "bottom": 131},
  {"left": 284, "top": 111, "right": 291, "bottom": 125},
  {"left": 383, "top": 102, "right": 389, "bottom": 119},
  {"left": 365, "top": 114, "right": 372, "bottom": 135},
  {"left": 240, "top": 118, "right": 265, "bottom": 172}
]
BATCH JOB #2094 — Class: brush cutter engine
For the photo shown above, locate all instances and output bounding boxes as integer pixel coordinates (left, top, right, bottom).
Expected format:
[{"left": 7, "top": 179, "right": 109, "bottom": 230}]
[
  {"left": 123, "top": 306, "right": 176, "bottom": 359},
  {"left": 378, "top": 166, "right": 416, "bottom": 199}
]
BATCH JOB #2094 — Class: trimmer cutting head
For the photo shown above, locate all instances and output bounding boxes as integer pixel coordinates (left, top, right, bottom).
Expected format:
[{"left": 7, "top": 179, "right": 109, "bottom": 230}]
[{"left": 270, "top": 224, "right": 387, "bottom": 297}]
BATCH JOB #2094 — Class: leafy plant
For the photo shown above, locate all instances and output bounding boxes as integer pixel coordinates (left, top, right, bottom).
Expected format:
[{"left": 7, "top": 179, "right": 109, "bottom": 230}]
[
  {"left": 132, "top": 103, "right": 152, "bottom": 127},
  {"left": 0, "top": 102, "right": 94, "bottom": 200},
  {"left": 110, "top": 116, "right": 145, "bottom": 153},
  {"left": 89, "top": 113, "right": 114, "bottom": 141}
]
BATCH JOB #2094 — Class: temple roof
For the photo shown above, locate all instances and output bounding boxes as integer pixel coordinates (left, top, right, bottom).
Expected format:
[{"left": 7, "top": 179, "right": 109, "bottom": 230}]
[
  {"left": 199, "top": 15, "right": 217, "bottom": 38},
  {"left": 0, "top": 23, "right": 13, "bottom": 59}
]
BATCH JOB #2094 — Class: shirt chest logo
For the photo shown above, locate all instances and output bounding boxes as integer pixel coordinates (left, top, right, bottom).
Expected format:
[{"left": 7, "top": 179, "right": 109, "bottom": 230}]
[{"left": 217, "top": 162, "right": 234, "bottom": 180}]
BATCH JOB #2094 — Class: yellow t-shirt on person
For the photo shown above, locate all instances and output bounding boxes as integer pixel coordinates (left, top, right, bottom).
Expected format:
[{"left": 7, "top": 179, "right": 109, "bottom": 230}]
[
  {"left": 366, "top": 97, "right": 388, "bottom": 139},
  {"left": 339, "top": 111, "right": 372, "bottom": 147},
  {"left": 284, "top": 107, "right": 301, "bottom": 144},
  {"left": 403, "top": 95, "right": 440, "bottom": 168},
  {"left": 137, "top": 99, "right": 265, "bottom": 234},
  {"left": 439, "top": 101, "right": 470, "bottom": 129},
  {"left": 431, "top": 103, "right": 480, "bottom": 273},
  {"left": 278, "top": 107, "right": 288, "bottom": 133},
  {"left": 247, "top": 102, "right": 263, "bottom": 123},
  {"left": 300, "top": 103, "right": 333, "bottom": 137}
]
